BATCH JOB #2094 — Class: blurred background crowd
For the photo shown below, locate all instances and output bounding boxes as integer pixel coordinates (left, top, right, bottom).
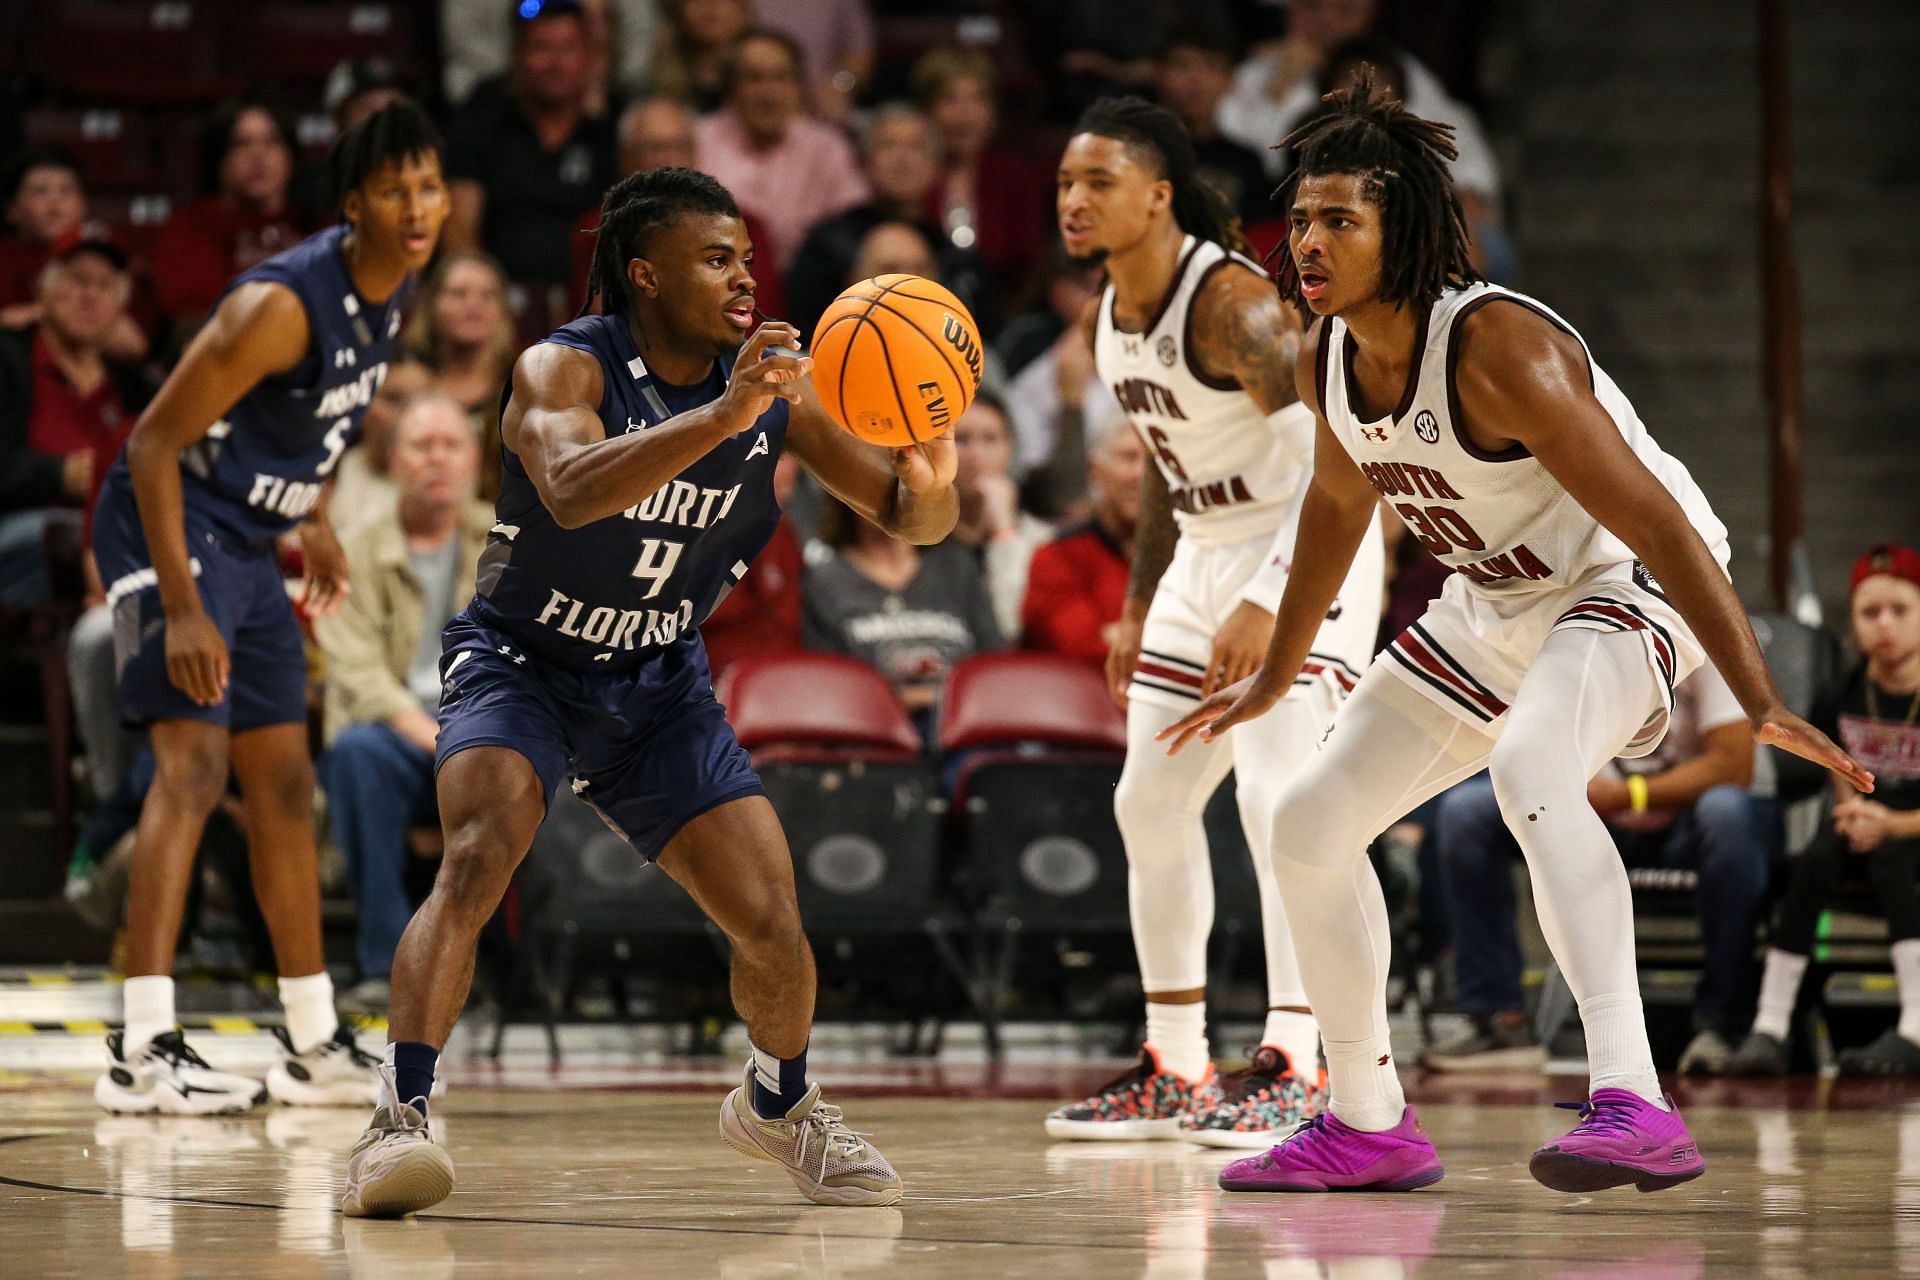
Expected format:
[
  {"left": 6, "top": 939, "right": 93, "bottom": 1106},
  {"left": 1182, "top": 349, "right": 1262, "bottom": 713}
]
[{"left": 0, "top": 0, "right": 1916, "bottom": 1076}]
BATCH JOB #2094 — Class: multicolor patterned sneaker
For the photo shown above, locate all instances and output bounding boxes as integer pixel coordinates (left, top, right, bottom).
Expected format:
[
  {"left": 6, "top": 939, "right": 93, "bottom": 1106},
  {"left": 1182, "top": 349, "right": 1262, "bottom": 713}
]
[
  {"left": 1044, "top": 1047, "right": 1217, "bottom": 1141},
  {"left": 1217, "top": 1106, "right": 1445, "bottom": 1192},
  {"left": 1528, "top": 1089, "right": 1705, "bottom": 1193},
  {"left": 1180, "top": 1046, "right": 1325, "bottom": 1149}
]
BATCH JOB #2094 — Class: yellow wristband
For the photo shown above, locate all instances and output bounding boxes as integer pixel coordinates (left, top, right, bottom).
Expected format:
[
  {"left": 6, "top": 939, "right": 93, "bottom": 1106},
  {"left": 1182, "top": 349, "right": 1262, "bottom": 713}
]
[{"left": 1626, "top": 774, "right": 1650, "bottom": 814}]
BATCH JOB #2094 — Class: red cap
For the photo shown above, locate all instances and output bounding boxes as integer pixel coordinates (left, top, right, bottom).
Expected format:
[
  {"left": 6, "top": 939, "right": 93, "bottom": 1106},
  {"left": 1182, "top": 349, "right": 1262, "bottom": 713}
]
[{"left": 1849, "top": 542, "right": 1920, "bottom": 598}]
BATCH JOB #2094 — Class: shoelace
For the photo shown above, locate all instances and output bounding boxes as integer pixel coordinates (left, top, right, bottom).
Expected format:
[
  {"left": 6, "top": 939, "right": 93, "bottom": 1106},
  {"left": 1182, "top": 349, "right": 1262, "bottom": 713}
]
[
  {"left": 1554, "top": 1097, "right": 1640, "bottom": 1138},
  {"left": 1254, "top": 1113, "right": 1329, "bottom": 1167},
  {"left": 151, "top": 1033, "right": 217, "bottom": 1072},
  {"left": 788, "top": 1103, "right": 873, "bottom": 1190},
  {"left": 328, "top": 1027, "right": 383, "bottom": 1072}
]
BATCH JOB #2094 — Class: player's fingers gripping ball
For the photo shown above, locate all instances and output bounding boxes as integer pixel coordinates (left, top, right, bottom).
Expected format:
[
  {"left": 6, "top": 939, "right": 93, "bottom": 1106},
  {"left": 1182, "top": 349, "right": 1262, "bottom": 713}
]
[{"left": 810, "top": 275, "right": 983, "bottom": 448}]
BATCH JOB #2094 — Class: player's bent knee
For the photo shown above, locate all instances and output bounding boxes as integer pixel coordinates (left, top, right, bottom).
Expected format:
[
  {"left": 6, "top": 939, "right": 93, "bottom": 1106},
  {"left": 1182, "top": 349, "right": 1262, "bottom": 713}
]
[
  {"left": 153, "top": 741, "right": 231, "bottom": 816},
  {"left": 721, "top": 887, "right": 805, "bottom": 957}
]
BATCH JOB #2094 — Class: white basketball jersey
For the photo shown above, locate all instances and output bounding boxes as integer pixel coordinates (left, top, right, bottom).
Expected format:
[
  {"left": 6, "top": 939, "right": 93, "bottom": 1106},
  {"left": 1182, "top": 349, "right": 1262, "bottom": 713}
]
[
  {"left": 1094, "top": 236, "right": 1310, "bottom": 545},
  {"left": 1320, "top": 282, "right": 1728, "bottom": 597}
]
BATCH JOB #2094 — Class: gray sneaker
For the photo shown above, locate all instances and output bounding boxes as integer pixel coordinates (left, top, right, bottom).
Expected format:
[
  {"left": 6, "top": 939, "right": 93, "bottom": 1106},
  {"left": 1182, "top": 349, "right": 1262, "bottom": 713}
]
[
  {"left": 339, "top": 978, "right": 391, "bottom": 1018},
  {"left": 719, "top": 1063, "right": 903, "bottom": 1206},
  {"left": 1678, "top": 1029, "right": 1733, "bottom": 1076},
  {"left": 1722, "top": 1030, "right": 1789, "bottom": 1077},
  {"left": 341, "top": 1075, "right": 454, "bottom": 1218},
  {"left": 1421, "top": 1016, "right": 1546, "bottom": 1072}
]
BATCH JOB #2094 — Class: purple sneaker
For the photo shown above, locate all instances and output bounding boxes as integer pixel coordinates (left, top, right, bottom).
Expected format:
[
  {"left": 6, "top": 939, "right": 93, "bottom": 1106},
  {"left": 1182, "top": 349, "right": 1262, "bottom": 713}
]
[
  {"left": 1217, "top": 1106, "right": 1444, "bottom": 1192},
  {"left": 1529, "top": 1088, "right": 1706, "bottom": 1193}
]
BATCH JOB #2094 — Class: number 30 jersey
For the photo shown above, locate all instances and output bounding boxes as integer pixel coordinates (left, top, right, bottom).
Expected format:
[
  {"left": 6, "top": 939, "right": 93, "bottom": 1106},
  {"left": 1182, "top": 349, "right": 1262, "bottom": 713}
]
[
  {"left": 467, "top": 313, "right": 788, "bottom": 673},
  {"left": 1320, "top": 282, "right": 1727, "bottom": 597},
  {"left": 1093, "top": 235, "right": 1312, "bottom": 547}
]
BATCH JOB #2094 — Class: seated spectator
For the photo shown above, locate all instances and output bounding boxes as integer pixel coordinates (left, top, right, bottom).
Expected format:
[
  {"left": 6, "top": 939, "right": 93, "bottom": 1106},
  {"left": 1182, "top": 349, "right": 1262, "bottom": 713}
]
[
  {"left": 573, "top": 96, "right": 787, "bottom": 320},
  {"left": 993, "top": 250, "right": 1104, "bottom": 388},
  {"left": 445, "top": 0, "right": 619, "bottom": 289},
  {"left": 0, "top": 153, "right": 150, "bottom": 363},
  {"left": 695, "top": 28, "right": 871, "bottom": 275},
  {"left": 314, "top": 392, "right": 492, "bottom": 1011},
  {"left": 1003, "top": 290, "right": 1125, "bottom": 516},
  {"left": 913, "top": 47, "right": 1051, "bottom": 316},
  {"left": 752, "top": 0, "right": 876, "bottom": 127},
  {"left": 1727, "top": 545, "right": 1920, "bottom": 1078},
  {"left": 804, "top": 492, "right": 1002, "bottom": 731},
  {"left": 651, "top": 0, "right": 753, "bottom": 114},
  {"left": 948, "top": 392, "right": 1053, "bottom": 640},
  {"left": 702, "top": 453, "right": 803, "bottom": 676},
  {"left": 0, "top": 236, "right": 150, "bottom": 609},
  {"left": 1020, "top": 414, "right": 1144, "bottom": 666},
  {"left": 1032, "top": 1, "right": 1172, "bottom": 123},
  {"left": 443, "top": 0, "right": 662, "bottom": 110},
  {"left": 405, "top": 252, "right": 518, "bottom": 497},
  {"left": 1422, "top": 661, "right": 1776, "bottom": 1074},
  {"left": 1156, "top": 30, "right": 1276, "bottom": 225},
  {"left": 330, "top": 361, "right": 435, "bottom": 541},
  {"left": 152, "top": 101, "right": 308, "bottom": 342},
  {"left": 786, "top": 104, "right": 991, "bottom": 339}
]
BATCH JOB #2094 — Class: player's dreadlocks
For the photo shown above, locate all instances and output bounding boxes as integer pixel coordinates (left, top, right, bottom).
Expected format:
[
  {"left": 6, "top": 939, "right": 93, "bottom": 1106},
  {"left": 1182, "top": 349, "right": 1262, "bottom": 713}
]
[
  {"left": 326, "top": 98, "right": 442, "bottom": 215},
  {"left": 1076, "top": 96, "right": 1253, "bottom": 258},
  {"left": 579, "top": 166, "right": 741, "bottom": 318},
  {"left": 1269, "top": 68, "right": 1478, "bottom": 309}
]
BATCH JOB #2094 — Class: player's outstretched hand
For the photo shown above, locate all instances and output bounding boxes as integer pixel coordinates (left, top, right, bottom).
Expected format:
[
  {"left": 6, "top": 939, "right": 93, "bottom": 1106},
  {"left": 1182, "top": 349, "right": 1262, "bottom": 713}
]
[
  {"left": 164, "top": 607, "right": 229, "bottom": 707},
  {"left": 298, "top": 518, "right": 352, "bottom": 620},
  {"left": 890, "top": 431, "right": 956, "bottom": 494},
  {"left": 1157, "top": 668, "right": 1286, "bottom": 755},
  {"left": 722, "top": 322, "right": 812, "bottom": 429},
  {"left": 1756, "top": 708, "right": 1875, "bottom": 793}
]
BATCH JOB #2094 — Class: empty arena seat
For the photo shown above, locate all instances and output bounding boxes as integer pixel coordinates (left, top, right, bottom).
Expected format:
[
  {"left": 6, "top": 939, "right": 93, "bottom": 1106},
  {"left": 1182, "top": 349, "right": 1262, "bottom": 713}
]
[
  {"left": 29, "top": 2, "right": 242, "bottom": 102},
  {"left": 718, "top": 651, "right": 922, "bottom": 760},
  {"left": 23, "top": 108, "right": 162, "bottom": 193}
]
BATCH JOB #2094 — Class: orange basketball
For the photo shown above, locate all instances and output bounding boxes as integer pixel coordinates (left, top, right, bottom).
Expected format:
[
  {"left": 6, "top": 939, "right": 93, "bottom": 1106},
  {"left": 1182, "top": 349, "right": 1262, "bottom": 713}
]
[{"left": 808, "top": 274, "right": 983, "bottom": 449}]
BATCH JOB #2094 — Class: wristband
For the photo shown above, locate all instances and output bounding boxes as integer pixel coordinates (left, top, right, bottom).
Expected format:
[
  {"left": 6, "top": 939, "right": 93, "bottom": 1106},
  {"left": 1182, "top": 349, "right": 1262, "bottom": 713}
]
[{"left": 1626, "top": 774, "right": 1650, "bottom": 814}]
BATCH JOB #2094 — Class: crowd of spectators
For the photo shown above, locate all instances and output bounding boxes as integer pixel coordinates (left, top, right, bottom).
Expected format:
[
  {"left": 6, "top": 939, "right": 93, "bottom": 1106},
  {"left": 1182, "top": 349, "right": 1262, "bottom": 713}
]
[{"left": 5, "top": 0, "right": 1914, "bottom": 1076}]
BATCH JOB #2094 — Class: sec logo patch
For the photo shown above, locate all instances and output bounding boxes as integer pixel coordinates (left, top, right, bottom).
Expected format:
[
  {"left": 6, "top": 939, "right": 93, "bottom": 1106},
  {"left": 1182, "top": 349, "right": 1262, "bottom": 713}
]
[{"left": 1414, "top": 410, "right": 1440, "bottom": 444}]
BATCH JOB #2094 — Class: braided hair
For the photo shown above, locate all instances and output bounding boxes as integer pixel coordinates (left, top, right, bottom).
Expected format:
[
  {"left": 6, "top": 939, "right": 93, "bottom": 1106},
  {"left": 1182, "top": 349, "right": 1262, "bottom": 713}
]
[
  {"left": 1269, "top": 68, "right": 1477, "bottom": 310},
  {"left": 1074, "top": 96, "right": 1252, "bottom": 258},
  {"left": 579, "top": 166, "right": 741, "bottom": 318},
  {"left": 325, "top": 98, "right": 442, "bottom": 216}
]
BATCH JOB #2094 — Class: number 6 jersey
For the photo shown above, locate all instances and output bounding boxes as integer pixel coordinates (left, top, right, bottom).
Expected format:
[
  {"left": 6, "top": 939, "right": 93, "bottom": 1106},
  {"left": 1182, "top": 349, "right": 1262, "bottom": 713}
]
[
  {"left": 466, "top": 312, "right": 788, "bottom": 672},
  {"left": 1319, "top": 281, "right": 1727, "bottom": 597}
]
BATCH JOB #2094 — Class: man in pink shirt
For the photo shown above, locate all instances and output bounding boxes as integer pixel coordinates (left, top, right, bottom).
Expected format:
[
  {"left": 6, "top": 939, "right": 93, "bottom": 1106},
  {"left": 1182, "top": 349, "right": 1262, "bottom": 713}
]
[{"left": 694, "top": 29, "right": 870, "bottom": 273}]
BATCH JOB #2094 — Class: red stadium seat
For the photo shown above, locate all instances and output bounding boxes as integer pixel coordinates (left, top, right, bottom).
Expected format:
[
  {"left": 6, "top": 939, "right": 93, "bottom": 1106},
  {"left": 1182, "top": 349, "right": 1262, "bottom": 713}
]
[
  {"left": 235, "top": 2, "right": 425, "bottom": 87},
  {"left": 28, "top": 2, "right": 243, "bottom": 103},
  {"left": 719, "top": 651, "right": 922, "bottom": 760},
  {"left": 23, "top": 108, "right": 162, "bottom": 194},
  {"left": 938, "top": 651, "right": 1126, "bottom": 754}
]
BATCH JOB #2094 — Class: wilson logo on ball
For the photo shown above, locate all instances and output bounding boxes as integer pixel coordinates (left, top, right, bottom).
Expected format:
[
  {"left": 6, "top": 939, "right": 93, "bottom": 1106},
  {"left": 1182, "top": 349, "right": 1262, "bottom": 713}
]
[{"left": 942, "top": 314, "right": 983, "bottom": 387}]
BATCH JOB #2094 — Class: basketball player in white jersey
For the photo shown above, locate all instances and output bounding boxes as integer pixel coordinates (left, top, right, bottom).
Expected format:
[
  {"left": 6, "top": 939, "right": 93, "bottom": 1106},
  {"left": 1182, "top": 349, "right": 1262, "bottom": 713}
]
[
  {"left": 1164, "top": 74, "right": 1872, "bottom": 1193},
  {"left": 1043, "top": 98, "right": 1384, "bottom": 1148}
]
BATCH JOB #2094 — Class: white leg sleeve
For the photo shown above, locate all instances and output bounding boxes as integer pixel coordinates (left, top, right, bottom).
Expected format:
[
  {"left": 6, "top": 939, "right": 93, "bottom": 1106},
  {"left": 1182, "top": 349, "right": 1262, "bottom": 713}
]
[
  {"left": 1117, "top": 696, "right": 1238, "bottom": 993},
  {"left": 1489, "top": 627, "right": 1666, "bottom": 1103},
  {"left": 1264, "top": 670, "right": 1495, "bottom": 1128},
  {"left": 1229, "top": 693, "right": 1327, "bottom": 1011}
]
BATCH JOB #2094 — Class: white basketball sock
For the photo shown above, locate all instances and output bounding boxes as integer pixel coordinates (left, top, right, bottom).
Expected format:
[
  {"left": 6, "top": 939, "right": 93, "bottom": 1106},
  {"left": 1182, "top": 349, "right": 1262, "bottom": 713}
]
[
  {"left": 1323, "top": 1034, "right": 1406, "bottom": 1131},
  {"left": 1579, "top": 993, "right": 1665, "bottom": 1107},
  {"left": 1894, "top": 939, "right": 1920, "bottom": 1044},
  {"left": 1261, "top": 1008, "right": 1320, "bottom": 1077},
  {"left": 1144, "top": 1000, "right": 1210, "bottom": 1083},
  {"left": 122, "top": 975, "right": 175, "bottom": 1055},
  {"left": 1752, "top": 947, "right": 1809, "bottom": 1041},
  {"left": 278, "top": 971, "right": 339, "bottom": 1054}
]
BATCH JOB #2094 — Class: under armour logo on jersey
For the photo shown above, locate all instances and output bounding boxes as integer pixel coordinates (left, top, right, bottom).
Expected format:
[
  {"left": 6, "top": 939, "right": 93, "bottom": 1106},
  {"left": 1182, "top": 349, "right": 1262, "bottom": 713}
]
[
  {"left": 625, "top": 417, "right": 648, "bottom": 434},
  {"left": 496, "top": 644, "right": 526, "bottom": 665},
  {"left": 1361, "top": 425, "right": 1390, "bottom": 443},
  {"left": 570, "top": 778, "right": 591, "bottom": 794},
  {"left": 1413, "top": 410, "right": 1440, "bottom": 444},
  {"left": 745, "top": 431, "right": 769, "bottom": 460},
  {"left": 333, "top": 348, "right": 356, "bottom": 368},
  {"left": 1121, "top": 335, "right": 1142, "bottom": 360}
]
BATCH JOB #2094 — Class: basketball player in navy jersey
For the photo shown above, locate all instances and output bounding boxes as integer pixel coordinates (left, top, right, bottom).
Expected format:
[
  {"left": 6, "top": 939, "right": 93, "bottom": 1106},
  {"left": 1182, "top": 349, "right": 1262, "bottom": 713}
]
[
  {"left": 341, "top": 167, "right": 957, "bottom": 1218},
  {"left": 91, "top": 103, "right": 448, "bottom": 1114}
]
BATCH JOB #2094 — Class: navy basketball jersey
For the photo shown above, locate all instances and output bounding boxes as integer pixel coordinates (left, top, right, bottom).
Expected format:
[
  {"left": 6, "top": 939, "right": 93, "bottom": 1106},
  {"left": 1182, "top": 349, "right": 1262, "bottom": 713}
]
[
  {"left": 101, "top": 224, "right": 409, "bottom": 548},
  {"left": 467, "top": 313, "right": 788, "bottom": 672}
]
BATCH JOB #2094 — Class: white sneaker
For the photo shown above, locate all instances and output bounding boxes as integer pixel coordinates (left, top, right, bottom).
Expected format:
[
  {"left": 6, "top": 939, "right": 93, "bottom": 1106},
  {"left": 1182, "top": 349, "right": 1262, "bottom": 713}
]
[
  {"left": 94, "top": 1030, "right": 266, "bottom": 1116},
  {"left": 266, "top": 1024, "right": 384, "bottom": 1107},
  {"left": 719, "top": 1062, "right": 903, "bottom": 1206},
  {"left": 340, "top": 1071, "right": 455, "bottom": 1219}
]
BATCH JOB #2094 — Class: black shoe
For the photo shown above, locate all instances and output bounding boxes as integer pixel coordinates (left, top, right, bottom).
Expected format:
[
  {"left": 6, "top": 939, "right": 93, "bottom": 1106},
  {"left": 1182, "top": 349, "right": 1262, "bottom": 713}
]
[
  {"left": 1722, "top": 1030, "right": 1789, "bottom": 1077},
  {"left": 1838, "top": 1028, "right": 1920, "bottom": 1078},
  {"left": 1420, "top": 1016, "right": 1545, "bottom": 1072}
]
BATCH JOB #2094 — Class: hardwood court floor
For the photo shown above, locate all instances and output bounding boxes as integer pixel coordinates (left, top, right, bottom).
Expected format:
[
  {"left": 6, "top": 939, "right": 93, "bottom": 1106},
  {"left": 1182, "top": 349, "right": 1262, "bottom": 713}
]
[{"left": 2, "top": 1076, "right": 1916, "bottom": 1279}]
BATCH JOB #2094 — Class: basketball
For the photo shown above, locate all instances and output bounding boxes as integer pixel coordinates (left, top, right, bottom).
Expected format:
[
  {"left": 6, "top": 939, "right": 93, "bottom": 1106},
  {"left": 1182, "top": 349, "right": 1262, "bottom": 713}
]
[{"left": 808, "top": 274, "right": 983, "bottom": 449}]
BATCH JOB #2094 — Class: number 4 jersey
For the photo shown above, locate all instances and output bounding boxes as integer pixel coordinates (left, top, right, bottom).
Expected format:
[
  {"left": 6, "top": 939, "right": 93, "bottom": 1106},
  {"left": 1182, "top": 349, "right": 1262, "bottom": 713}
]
[
  {"left": 1319, "top": 281, "right": 1726, "bottom": 597},
  {"left": 464, "top": 312, "right": 788, "bottom": 672}
]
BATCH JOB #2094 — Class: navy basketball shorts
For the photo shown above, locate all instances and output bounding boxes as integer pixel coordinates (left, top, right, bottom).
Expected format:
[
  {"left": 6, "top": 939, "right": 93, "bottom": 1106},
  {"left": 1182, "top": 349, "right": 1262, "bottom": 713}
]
[
  {"left": 95, "top": 506, "right": 308, "bottom": 732},
  {"left": 433, "top": 610, "right": 766, "bottom": 862}
]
